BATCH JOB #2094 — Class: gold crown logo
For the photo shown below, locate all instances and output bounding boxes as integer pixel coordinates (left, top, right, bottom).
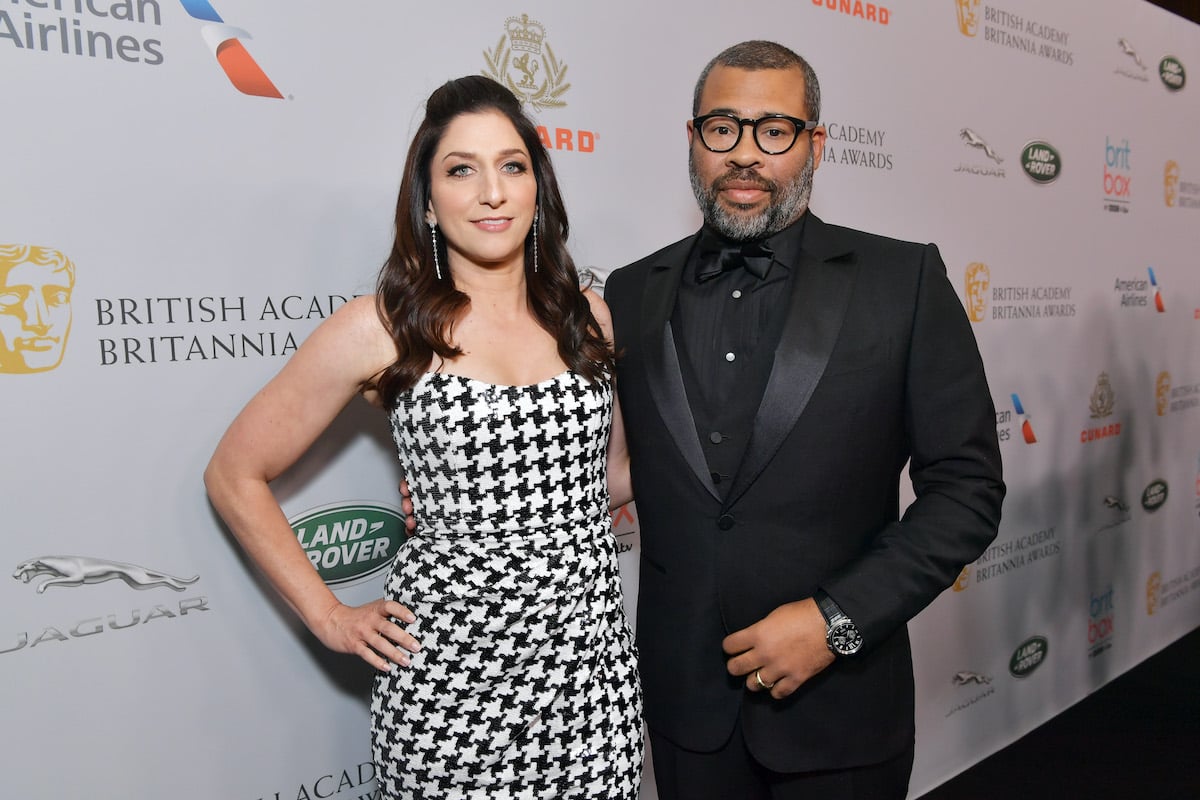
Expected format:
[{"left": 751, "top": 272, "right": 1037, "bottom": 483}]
[
  {"left": 1089, "top": 372, "right": 1116, "bottom": 419},
  {"left": 506, "top": 14, "right": 545, "bottom": 54}
]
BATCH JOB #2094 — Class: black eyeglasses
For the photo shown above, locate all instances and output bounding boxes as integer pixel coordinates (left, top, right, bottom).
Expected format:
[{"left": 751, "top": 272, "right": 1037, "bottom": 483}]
[{"left": 692, "top": 114, "right": 818, "bottom": 155}]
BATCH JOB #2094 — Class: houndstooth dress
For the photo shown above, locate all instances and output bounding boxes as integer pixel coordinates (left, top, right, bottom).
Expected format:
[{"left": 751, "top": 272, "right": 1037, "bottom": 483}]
[{"left": 372, "top": 370, "right": 643, "bottom": 799}]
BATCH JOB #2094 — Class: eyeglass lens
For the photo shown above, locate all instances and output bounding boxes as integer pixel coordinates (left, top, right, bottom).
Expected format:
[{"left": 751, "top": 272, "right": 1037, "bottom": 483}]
[{"left": 698, "top": 116, "right": 799, "bottom": 154}]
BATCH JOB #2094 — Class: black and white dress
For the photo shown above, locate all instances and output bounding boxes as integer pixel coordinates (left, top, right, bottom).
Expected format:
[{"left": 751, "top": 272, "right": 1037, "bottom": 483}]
[{"left": 371, "top": 370, "right": 643, "bottom": 799}]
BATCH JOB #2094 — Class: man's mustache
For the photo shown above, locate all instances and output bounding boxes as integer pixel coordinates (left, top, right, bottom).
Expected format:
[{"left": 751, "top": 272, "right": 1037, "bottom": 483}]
[{"left": 713, "top": 169, "right": 776, "bottom": 192}]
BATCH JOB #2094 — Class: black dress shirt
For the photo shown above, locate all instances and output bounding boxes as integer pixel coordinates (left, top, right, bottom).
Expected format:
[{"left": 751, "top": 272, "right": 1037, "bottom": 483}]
[{"left": 672, "top": 215, "right": 808, "bottom": 494}]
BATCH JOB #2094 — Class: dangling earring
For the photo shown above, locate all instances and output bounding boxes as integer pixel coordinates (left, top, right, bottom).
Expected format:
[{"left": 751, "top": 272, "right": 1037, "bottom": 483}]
[
  {"left": 428, "top": 221, "right": 442, "bottom": 280},
  {"left": 532, "top": 210, "right": 540, "bottom": 274}
]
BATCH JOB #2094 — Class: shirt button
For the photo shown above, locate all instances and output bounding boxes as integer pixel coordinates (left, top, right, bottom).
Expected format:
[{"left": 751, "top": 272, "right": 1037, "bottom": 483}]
[
  {"left": 725, "top": 352, "right": 736, "bottom": 362},
  {"left": 732, "top": 289, "right": 743, "bottom": 299},
  {"left": 717, "top": 514, "right": 735, "bottom": 531},
  {"left": 709, "top": 432, "right": 723, "bottom": 444}
]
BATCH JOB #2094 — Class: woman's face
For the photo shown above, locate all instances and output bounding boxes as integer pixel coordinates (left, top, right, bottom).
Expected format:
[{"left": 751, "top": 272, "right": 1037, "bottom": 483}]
[{"left": 427, "top": 110, "right": 537, "bottom": 275}]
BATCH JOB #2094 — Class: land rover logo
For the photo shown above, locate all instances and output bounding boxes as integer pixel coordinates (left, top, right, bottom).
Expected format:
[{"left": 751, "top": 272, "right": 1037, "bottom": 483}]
[
  {"left": 1159, "top": 56, "right": 1185, "bottom": 91},
  {"left": 1141, "top": 480, "right": 1168, "bottom": 511},
  {"left": 1021, "top": 142, "right": 1061, "bottom": 184},
  {"left": 1009, "top": 636, "right": 1048, "bottom": 677},
  {"left": 289, "top": 503, "right": 405, "bottom": 585}
]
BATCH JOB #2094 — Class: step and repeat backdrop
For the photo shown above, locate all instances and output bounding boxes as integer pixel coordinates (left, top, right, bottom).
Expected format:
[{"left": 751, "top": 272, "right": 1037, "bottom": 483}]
[{"left": 3, "top": 1, "right": 1198, "bottom": 797}]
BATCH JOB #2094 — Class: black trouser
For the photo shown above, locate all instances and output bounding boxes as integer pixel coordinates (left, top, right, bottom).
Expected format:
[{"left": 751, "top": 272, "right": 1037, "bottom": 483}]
[{"left": 649, "top": 713, "right": 914, "bottom": 800}]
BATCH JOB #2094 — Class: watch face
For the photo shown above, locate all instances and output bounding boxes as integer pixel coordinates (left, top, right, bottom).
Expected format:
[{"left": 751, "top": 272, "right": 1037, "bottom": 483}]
[{"left": 830, "top": 620, "right": 863, "bottom": 655}]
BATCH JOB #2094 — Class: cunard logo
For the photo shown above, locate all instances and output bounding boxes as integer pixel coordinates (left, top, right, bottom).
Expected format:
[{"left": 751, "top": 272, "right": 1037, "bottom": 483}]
[
  {"left": 1082, "top": 372, "right": 1120, "bottom": 443},
  {"left": 1089, "top": 372, "right": 1115, "bottom": 419},
  {"left": 483, "top": 14, "right": 570, "bottom": 112}
]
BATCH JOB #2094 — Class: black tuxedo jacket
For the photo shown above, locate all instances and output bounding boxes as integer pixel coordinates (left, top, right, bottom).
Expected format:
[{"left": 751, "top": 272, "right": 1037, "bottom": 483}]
[{"left": 605, "top": 213, "right": 1004, "bottom": 772}]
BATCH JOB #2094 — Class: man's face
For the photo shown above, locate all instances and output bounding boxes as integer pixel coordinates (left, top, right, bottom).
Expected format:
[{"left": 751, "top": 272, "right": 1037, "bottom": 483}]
[
  {"left": 688, "top": 65, "right": 825, "bottom": 241},
  {"left": 0, "top": 259, "right": 73, "bottom": 373}
]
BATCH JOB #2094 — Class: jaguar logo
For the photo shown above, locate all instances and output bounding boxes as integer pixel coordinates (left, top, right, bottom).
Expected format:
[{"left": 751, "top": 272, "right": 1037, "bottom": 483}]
[
  {"left": 952, "top": 671, "right": 992, "bottom": 686},
  {"left": 960, "top": 128, "right": 1003, "bottom": 164},
  {"left": 1117, "top": 38, "right": 1145, "bottom": 70},
  {"left": 13, "top": 556, "right": 199, "bottom": 593}
]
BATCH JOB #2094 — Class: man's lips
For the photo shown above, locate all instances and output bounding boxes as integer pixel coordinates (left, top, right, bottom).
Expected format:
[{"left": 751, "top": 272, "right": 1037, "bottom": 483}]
[{"left": 716, "top": 177, "right": 772, "bottom": 205}]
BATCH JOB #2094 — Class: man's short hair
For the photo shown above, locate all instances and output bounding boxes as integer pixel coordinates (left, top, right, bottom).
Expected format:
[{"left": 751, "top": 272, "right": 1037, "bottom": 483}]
[{"left": 692, "top": 40, "right": 821, "bottom": 122}]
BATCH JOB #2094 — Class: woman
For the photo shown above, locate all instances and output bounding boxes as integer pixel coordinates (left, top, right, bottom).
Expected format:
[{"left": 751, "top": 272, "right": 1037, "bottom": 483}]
[{"left": 205, "top": 75, "right": 642, "bottom": 799}]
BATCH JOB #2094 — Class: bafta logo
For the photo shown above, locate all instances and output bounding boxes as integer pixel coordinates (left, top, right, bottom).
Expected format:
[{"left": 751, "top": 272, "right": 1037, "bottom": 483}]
[
  {"left": 1145, "top": 571, "right": 1161, "bottom": 615},
  {"left": 483, "top": 14, "right": 571, "bottom": 111},
  {"left": 0, "top": 244, "right": 75, "bottom": 374},
  {"left": 964, "top": 262, "right": 990, "bottom": 323},
  {"left": 1164, "top": 161, "right": 1180, "bottom": 208},
  {"left": 956, "top": 0, "right": 981, "bottom": 37},
  {"left": 1156, "top": 371, "right": 1171, "bottom": 416},
  {"left": 1089, "top": 372, "right": 1116, "bottom": 419},
  {"left": 952, "top": 565, "right": 970, "bottom": 592}
]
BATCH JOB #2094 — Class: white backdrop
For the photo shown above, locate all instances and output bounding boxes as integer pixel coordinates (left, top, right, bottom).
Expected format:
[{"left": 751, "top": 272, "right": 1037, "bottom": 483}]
[{"left": 3, "top": 1, "right": 1199, "bottom": 798}]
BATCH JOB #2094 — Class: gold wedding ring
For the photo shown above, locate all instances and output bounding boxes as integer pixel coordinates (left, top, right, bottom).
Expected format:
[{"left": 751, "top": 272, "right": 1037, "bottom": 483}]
[{"left": 754, "top": 669, "right": 776, "bottom": 690}]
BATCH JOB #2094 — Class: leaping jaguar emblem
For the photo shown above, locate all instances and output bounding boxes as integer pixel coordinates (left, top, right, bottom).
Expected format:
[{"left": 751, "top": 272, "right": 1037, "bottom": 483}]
[{"left": 13, "top": 556, "right": 199, "bottom": 593}]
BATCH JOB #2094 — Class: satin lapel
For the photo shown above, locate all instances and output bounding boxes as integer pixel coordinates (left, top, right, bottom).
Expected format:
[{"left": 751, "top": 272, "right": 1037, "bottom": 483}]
[
  {"left": 641, "top": 241, "right": 722, "bottom": 502},
  {"left": 724, "top": 242, "right": 858, "bottom": 508}
]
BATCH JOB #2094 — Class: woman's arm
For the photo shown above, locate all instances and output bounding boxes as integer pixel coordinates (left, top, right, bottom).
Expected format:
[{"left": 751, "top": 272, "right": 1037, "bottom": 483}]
[
  {"left": 585, "top": 289, "right": 633, "bottom": 510},
  {"left": 204, "top": 295, "right": 420, "bottom": 672}
]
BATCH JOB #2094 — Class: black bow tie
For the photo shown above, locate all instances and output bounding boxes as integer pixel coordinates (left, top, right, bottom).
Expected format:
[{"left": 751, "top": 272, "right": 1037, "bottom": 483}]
[{"left": 695, "top": 231, "right": 775, "bottom": 283}]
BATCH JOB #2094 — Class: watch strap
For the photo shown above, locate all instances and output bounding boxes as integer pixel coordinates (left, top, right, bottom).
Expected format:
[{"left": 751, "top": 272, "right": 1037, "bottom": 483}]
[{"left": 814, "top": 589, "right": 845, "bottom": 626}]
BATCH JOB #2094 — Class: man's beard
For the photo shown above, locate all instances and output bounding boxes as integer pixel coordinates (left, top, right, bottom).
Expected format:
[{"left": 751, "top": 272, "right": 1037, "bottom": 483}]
[{"left": 689, "top": 148, "right": 814, "bottom": 241}]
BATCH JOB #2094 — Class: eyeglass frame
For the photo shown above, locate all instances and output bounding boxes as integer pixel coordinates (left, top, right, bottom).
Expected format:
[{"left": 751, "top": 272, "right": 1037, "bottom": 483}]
[{"left": 691, "top": 113, "right": 819, "bottom": 155}]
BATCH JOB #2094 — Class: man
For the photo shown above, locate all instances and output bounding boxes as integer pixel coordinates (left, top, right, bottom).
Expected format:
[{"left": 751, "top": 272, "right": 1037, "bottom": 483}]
[
  {"left": 0, "top": 244, "right": 76, "bottom": 374},
  {"left": 604, "top": 41, "right": 1004, "bottom": 799}
]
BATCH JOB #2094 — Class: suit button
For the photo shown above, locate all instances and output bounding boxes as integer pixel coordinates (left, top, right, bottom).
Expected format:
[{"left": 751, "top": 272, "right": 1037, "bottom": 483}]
[
  {"left": 710, "top": 472, "right": 722, "bottom": 485},
  {"left": 717, "top": 514, "right": 735, "bottom": 530},
  {"left": 709, "top": 432, "right": 723, "bottom": 444}
]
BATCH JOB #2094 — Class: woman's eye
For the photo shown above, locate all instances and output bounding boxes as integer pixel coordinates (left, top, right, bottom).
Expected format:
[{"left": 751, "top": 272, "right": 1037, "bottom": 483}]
[
  {"left": 447, "top": 164, "right": 472, "bottom": 177},
  {"left": 502, "top": 161, "right": 528, "bottom": 174}
]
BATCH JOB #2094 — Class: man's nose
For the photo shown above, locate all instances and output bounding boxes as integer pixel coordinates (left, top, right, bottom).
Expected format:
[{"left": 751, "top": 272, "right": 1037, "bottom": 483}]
[{"left": 727, "top": 124, "right": 764, "bottom": 168}]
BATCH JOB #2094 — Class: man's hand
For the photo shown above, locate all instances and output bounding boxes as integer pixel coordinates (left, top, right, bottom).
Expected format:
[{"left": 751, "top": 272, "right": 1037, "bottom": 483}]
[{"left": 722, "top": 598, "right": 836, "bottom": 700}]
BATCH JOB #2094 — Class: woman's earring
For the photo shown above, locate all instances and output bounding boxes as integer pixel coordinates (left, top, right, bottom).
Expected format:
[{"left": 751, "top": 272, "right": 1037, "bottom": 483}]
[
  {"left": 532, "top": 210, "right": 539, "bottom": 274},
  {"left": 428, "top": 221, "right": 442, "bottom": 280}
]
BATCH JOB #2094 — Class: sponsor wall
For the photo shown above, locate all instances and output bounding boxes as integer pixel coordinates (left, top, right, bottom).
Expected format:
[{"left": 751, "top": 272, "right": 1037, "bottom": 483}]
[{"left": 2, "top": 1, "right": 1198, "bottom": 797}]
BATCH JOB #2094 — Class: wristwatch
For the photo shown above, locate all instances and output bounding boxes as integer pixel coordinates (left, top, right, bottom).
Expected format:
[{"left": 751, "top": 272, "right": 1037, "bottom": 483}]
[{"left": 814, "top": 589, "right": 863, "bottom": 657}]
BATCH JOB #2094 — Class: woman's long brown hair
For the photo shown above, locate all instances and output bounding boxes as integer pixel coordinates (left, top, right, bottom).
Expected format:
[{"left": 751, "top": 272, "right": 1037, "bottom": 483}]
[{"left": 371, "top": 75, "right": 613, "bottom": 408}]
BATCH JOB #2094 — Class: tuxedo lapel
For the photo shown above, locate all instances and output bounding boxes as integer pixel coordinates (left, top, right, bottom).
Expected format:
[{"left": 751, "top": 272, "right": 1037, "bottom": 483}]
[
  {"left": 725, "top": 218, "right": 858, "bottom": 507},
  {"left": 640, "top": 237, "right": 722, "bottom": 502}
]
